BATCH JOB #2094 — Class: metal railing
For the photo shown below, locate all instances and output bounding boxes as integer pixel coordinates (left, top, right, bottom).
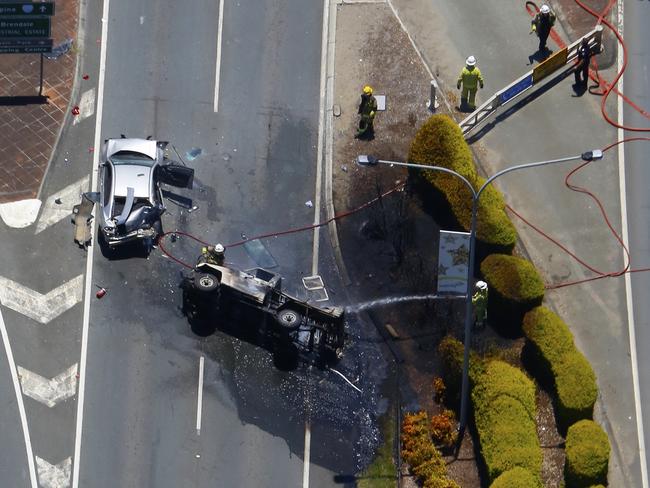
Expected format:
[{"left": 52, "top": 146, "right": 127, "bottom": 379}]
[{"left": 459, "top": 25, "right": 604, "bottom": 137}]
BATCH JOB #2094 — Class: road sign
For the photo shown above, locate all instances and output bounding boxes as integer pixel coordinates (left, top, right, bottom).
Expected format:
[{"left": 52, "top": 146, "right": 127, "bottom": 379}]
[
  {"left": 533, "top": 47, "right": 569, "bottom": 84},
  {"left": 0, "top": 17, "right": 51, "bottom": 38},
  {"left": 498, "top": 74, "right": 533, "bottom": 105},
  {"left": 0, "top": 37, "right": 52, "bottom": 53},
  {"left": 0, "top": 3, "right": 55, "bottom": 16}
]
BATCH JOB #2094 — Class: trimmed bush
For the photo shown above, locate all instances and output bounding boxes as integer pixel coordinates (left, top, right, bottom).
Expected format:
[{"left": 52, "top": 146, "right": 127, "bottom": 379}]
[
  {"left": 490, "top": 467, "right": 543, "bottom": 488},
  {"left": 430, "top": 410, "right": 458, "bottom": 448},
  {"left": 401, "top": 412, "right": 460, "bottom": 488},
  {"left": 480, "top": 254, "right": 545, "bottom": 334},
  {"left": 523, "top": 307, "right": 598, "bottom": 432},
  {"left": 472, "top": 360, "right": 541, "bottom": 482},
  {"left": 408, "top": 114, "right": 517, "bottom": 254},
  {"left": 564, "top": 420, "right": 610, "bottom": 487},
  {"left": 437, "top": 335, "right": 484, "bottom": 408}
]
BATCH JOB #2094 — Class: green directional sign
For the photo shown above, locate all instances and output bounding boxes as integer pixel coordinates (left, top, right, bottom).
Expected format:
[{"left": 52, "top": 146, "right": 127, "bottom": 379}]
[
  {"left": 0, "top": 17, "right": 50, "bottom": 38},
  {"left": 0, "top": 3, "right": 55, "bottom": 16}
]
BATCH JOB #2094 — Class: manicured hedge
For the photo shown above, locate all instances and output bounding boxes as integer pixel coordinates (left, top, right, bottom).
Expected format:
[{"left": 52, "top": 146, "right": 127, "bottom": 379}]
[
  {"left": 401, "top": 411, "right": 460, "bottom": 488},
  {"left": 480, "top": 254, "right": 545, "bottom": 334},
  {"left": 472, "top": 360, "right": 541, "bottom": 482},
  {"left": 437, "top": 335, "right": 484, "bottom": 408},
  {"left": 490, "top": 467, "right": 543, "bottom": 488},
  {"left": 523, "top": 307, "right": 598, "bottom": 432},
  {"left": 408, "top": 115, "right": 517, "bottom": 254},
  {"left": 564, "top": 420, "right": 610, "bottom": 487}
]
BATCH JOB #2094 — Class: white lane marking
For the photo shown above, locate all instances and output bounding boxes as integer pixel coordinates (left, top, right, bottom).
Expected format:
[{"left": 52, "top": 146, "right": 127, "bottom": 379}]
[
  {"left": 196, "top": 355, "right": 204, "bottom": 434},
  {"left": 36, "top": 456, "right": 71, "bottom": 488},
  {"left": 72, "top": 88, "right": 96, "bottom": 126},
  {"left": 72, "top": 0, "right": 110, "bottom": 485},
  {"left": 18, "top": 364, "right": 78, "bottom": 408},
  {"left": 617, "top": 2, "right": 648, "bottom": 486},
  {"left": 302, "top": 420, "right": 311, "bottom": 488},
  {"left": 0, "top": 275, "right": 83, "bottom": 324},
  {"left": 35, "top": 176, "right": 89, "bottom": 234},
  {"left": 0, "top": 308, "right": 38, "bottom": 488},
  {"left": 213, "top": 0, "right": 225, "bottom": 112},
  {"left": 0, "top": 199, "right": 42, "bottom": 228}
]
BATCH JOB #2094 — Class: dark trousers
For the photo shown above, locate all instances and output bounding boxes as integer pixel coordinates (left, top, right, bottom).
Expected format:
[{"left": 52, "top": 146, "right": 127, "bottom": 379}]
[
  {"left": 538, "top": 29, "right": 550, "bottom": 50},
  {"left": 575, "top": 60, "right": 590, "bottom": 85}
]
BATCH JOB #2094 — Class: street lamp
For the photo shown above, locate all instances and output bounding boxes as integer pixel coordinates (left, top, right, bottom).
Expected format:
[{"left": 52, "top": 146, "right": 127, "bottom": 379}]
[{"left": 356, "top": 149, "right": 603, "bottom": 435}]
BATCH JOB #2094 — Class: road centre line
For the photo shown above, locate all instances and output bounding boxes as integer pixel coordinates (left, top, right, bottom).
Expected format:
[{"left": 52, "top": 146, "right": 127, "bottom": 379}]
[
  {"left": 0, "top": 309, "right": 38, "bottom": 488},
  {"left": 196, "top": 355, "right": 205, "bottom": 434},
  {"left": 72, "top": 0, "right": 111, "bottom": 486},
  {"left": 616, "top": 1, "right": 648, "bottom": 486},
  {"left": 214, "top": 0, "right": 225, "bottom": 112}
]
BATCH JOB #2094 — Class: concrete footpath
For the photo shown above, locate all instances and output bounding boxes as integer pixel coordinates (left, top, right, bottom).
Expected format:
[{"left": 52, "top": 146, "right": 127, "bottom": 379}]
[{"left": 327, "top": 0, "right": 637, "bottom": 486}]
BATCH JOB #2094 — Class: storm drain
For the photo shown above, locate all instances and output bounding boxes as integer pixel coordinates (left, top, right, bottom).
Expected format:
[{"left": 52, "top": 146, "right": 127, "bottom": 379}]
[{"left": 302, "top": 275, "right": 329, "bottom": 302}]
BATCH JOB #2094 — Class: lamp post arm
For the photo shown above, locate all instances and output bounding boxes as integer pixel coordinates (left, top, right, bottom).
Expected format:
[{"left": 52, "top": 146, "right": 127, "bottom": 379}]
[
  {"left": 374, "top": 159, "right": 477, "bottom": 199},
  {"left": 476, "top": 154, "right": 584, "bottom": 200}
]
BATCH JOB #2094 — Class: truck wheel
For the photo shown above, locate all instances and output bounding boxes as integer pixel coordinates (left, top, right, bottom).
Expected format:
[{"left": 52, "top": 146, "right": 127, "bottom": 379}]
[
  {"left": 276, "top": 308, "right": 303, "bottom": 330},
  {"left": 195, "top": 273, "right": 219, "bottom": 292}
]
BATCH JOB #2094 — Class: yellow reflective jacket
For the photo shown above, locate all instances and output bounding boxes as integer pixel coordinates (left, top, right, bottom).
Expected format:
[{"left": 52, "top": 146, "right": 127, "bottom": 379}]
[{"left": 458, "top": 67, "right": 484, "bottom": 90}]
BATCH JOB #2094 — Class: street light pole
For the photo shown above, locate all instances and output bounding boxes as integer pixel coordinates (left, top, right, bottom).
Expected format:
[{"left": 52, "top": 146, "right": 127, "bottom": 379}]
[{"left": 356, "top": 149, "right": 603, "bottom": 435}]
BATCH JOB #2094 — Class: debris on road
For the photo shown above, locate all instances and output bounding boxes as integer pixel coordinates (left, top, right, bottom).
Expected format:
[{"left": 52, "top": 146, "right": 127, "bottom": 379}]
[{"left": 305, "top": 200, "right": 313, "bottom": 208}]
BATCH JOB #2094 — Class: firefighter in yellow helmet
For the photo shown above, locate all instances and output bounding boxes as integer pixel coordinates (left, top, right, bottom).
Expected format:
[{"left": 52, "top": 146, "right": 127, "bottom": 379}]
[
  {"left": 457, "top": 56, "right": 484, "bottom": 112},
  {"left": 356, "top": 85, "right": 378, "bottom": 139}
]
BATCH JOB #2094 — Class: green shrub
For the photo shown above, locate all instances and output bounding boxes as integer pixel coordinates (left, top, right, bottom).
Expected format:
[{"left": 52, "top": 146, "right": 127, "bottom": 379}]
[
  {"left": 564, "top": 420, "right": 610, "bottom": 487},
  {"left": 490, "top": 467, "right": 543, "bottom": 488},
  {"left": 472, "top": 360, "right": 541, "bottom": 482},
  {"left": 480, "top": 254, "right": 545, "bottom": 334},
  {"left": 408, "top": 114, "right": 517, "bottom": 254},
  {"left": 437, "top": 335, "right": 484, "bottom": 408},
  {"left": 523, "top": 307, "right": 598, "bottom": 432}
]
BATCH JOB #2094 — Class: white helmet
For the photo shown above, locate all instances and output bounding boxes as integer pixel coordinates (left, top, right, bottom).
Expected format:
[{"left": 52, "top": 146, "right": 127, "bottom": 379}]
[
  {"left": 540, "top": 4, "right": 550, "bottom": 14},
  {"left": 214, "top": 243, "right": 225, "bottom": 253},
  {"left": 466, "top": 55, "right": 476, "bottom": 67},
  {"left": 476, "top": 280, "right": 487, "bottom": 291}
]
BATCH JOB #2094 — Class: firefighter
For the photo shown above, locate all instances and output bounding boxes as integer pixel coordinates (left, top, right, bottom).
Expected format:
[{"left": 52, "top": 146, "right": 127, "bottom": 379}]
[
  {"left": 356, "top": 85, "right": 378, "bottom": 139},
  {"left": 201, "top": 243, "right": 225, "bottom": 265},
  {"left": 531, "top": 4, "right": 556, "bottom": 53},
  {"left": 472, "top": 280, "right": 488, "bottom": 329},
  {"left": 574, "top": 38, "right": 592, "bottom": 87},
  {"left": 457, "top": 56, "right": 484, "bottom": 112}
]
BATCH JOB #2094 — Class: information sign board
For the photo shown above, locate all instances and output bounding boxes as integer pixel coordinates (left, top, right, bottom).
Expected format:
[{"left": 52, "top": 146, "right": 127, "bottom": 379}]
[
  {"left": 0, "top": 37, "right": 52, "bottom": 53},
  {"left": 0, "top": 3, "right": 55, "bottom": 16},
  {"left": 437, "top": 230, "right": 471, "bottom": 295},
  {"left": 0, "top": 17, "right": 51, "bottom": 38}
]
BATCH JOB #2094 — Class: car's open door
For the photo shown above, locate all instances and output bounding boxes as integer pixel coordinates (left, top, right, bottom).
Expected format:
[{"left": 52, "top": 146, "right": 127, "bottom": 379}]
[{"left": 158, "top": 163, "right": 194, "bottom": 189}]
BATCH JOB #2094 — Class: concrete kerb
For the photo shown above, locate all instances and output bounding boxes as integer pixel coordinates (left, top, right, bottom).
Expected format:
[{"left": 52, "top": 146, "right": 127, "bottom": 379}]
[{"left": 35, "top": 0, "right": 83, "bottom": 202}]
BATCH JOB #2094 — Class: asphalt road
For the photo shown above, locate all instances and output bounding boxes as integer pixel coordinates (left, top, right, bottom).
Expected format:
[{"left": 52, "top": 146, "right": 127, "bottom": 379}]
[
  {"left": 623, "top": 0, "right": 650, "bottom": 482},
  {"left": 76, "top": 0, "right": 386, "bottom": 487}
]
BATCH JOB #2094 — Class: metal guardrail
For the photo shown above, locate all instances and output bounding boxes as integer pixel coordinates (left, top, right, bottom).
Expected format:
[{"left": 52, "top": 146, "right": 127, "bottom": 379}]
[{"left": 459, "top": 25, "right": 604, "bottom": 137}]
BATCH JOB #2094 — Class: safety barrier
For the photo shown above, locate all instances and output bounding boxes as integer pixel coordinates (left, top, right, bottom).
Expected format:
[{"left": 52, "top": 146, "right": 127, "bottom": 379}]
[{"left": 459, "top": 25, "right": 604, "bottom": 138}]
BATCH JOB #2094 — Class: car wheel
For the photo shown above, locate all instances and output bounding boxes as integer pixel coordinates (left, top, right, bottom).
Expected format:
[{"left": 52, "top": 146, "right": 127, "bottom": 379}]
[
  {"left": 276, "top": 308, "right": 303, "bottom": 330},
  {"left": 195, "top": 273, "right": 220, "bottom": 292}
]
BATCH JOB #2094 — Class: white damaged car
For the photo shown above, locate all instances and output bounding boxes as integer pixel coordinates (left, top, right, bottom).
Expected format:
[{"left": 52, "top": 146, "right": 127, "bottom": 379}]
[{"left": 97, "top": 138, "right": 194, "bottom": 247}]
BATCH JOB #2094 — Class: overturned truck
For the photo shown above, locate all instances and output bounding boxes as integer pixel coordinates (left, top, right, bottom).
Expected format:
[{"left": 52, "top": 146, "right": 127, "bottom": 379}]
[{"left": 181, "top": 261, "right": 346, "bottom": 367}]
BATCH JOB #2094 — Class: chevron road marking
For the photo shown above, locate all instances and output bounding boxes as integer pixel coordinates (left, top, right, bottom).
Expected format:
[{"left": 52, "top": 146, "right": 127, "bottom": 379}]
[
  {"left": 35, "top": 176, "right": 90, "bottom": 234},
  {"left": 17, "top": 364, "right": 78, "bottom": 408},
  {"left": 0, "top": 275, "right": 83, "bottom": 324},
  {"left": 36, "top": 456, "right": 71, "bottom": 488},
  {"left": 72, "top": 88, "right": 95, "bottom": 126}
]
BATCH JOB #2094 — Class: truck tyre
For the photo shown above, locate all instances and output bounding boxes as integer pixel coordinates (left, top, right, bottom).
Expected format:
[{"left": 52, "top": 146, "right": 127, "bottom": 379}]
[
  {"left": 195, "top": 273, "right": 220, "bottom": 292},
  {"left": 276, "top": 308, "right": 303, "bottom": 330}
]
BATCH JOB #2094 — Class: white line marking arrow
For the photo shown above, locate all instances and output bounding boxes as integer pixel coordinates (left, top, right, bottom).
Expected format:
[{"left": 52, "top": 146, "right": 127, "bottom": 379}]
[
  {"left": 18, "top": 364, "right": 78, "bottom": 408},
  {"left": 36, "top": 456, "right": 71, "bottom": 488},
  {"left": 35, "top": 176, "right": 89, "bottom": 234},
  {"left": 0, "top": 275, "right": 83, "bottom": 324},
  {"left": 73, "top": 88, "right": 95, "bottom": 126}
]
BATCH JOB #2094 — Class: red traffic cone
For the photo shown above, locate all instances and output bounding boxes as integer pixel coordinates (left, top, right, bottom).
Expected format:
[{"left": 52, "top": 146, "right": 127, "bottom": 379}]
[
  {"left": 71, "top": 106, "right": 80, "bottom": 116},
  {"left": 96, "top": 287, "right": 106, "bottom": 299}
]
